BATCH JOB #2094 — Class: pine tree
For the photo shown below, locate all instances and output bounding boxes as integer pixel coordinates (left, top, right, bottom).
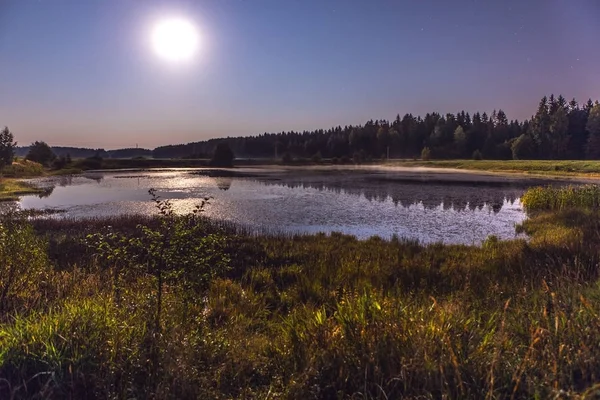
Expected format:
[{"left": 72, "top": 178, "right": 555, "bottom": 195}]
[
  {"left": 550, "top": 106, "right": 569, "bottom": 159},
  {"left": 585, "top": 103, "right": 600, "bottom": 159},
  {"left": 0, "top": 126, "right": 17, "bottom": 169}
]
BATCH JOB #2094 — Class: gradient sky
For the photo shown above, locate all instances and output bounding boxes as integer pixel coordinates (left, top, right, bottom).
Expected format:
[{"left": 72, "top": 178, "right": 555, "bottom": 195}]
[{"left": 1, "top": 0, "right": 599, "bottom": 149}]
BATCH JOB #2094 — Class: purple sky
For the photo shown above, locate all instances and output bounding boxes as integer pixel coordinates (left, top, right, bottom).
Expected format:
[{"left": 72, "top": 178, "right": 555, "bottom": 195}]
[{"left": 1, "top": 0, "right": 599, "bottom": 149}]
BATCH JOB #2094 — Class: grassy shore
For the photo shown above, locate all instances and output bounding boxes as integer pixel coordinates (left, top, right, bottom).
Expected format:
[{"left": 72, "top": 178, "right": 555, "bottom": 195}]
[
  {"left": 0, "top": 179, "right": 47, "bottom": 201},
  {"left": 387, "top": 159, "right": 600, "bottom": 177},
  {"left": 1, "top": 186, "right": 600, "bottom": 398}
]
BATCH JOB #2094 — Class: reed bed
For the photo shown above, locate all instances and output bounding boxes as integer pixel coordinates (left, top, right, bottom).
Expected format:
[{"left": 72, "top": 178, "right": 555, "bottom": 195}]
[
  {"left": 522, "top": 184, "right": 600, "bottom": 211},
  {"left": 2, "top": 200, "right": 600, "bottom": 398}
]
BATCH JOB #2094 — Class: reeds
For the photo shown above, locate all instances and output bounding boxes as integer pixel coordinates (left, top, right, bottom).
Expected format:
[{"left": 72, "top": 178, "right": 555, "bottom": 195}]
[
  {"left": 522, "top": 185, "right": 600, "bottom": 211},
  {"left": 2, "top": 205, "right": 600, "bottom": 398}
]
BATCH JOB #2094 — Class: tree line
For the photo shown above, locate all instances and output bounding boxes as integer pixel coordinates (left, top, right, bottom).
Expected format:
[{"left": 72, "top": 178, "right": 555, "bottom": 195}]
[
  {"left": 154, "top": 95, "right": 600, "bottom": 161},
  {"left": 3, "top": 95, "right": 600, "bottom": 163}
]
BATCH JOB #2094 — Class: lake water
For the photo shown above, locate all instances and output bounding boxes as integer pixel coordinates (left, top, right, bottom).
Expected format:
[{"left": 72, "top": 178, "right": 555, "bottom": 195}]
[{"left": 16, "top": 167, "right": 559, "bottom": 244}]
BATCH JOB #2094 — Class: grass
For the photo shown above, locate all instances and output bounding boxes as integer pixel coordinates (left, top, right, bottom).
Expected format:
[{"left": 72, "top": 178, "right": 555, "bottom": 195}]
[
  {"left": 0, "top": 179, "right": 47, "bottom": 201},
  {"left": 387, "top": 159, "right": 600, "bottom": 177},
  {"left": 522, "top": 184, "right": 600, "bottom": 211},
  {"left": 1, "top": 159, "right": 45, "bottom": 178},
  {"left": 3, "top": 186, "right": 600, "bottom": 397}
]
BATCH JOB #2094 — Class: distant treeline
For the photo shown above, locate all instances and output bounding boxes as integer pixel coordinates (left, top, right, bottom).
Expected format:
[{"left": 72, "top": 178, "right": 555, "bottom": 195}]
[
  {"left": 16, "top": 95, "right": 600, "bottom": 161},
  {"left": 14, "top": 146, "right": 153, "bottom": 159},
  {"left": 154, "top": 95, "right": 600, "bottom": 161}
]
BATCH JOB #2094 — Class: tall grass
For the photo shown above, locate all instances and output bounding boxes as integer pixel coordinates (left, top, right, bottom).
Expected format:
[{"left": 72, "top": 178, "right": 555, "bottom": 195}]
[
  {"left": 1, "top": 160, "right": 45, "bottom": 178},
  {"left": 3, "top": 197, "right": 600, "bottom": 397},
  {"left": 522, "top": 185, "right": 600, "bottom": 211}
]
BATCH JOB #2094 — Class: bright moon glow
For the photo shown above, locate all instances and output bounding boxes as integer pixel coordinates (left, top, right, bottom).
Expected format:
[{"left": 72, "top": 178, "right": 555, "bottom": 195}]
[{"left": 151, "top": 18, "right": 199, "bottom": 62}]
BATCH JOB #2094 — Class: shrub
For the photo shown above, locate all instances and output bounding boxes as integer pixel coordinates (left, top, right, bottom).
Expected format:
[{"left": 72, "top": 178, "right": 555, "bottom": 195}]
[
  {"left": 421, "top": 147, "right": 432, "bottom": 161},
  {"left": 26, "top": 141, "right": 56, "bottom": 166},
  {"left": 311, "top": 151, "right": 322, "bottom": 163},
  {"left": 209, "top": 143, "right": 234, "bottom": 167}
]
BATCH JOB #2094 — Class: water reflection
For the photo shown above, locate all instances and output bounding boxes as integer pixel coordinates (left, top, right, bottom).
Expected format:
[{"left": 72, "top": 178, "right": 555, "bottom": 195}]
[
  {"left": 14, "top": 168, "right": 548, "bottom": 244},
  {"left": 216, "top": 177, "right": 233, "bottom": 191},
  {"left": 254, "top": 177, "right": 523, "bottom": 213}
]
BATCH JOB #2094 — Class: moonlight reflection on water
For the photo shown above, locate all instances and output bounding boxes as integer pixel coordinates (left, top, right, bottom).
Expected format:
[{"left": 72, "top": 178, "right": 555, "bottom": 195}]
[{"left": 16, "top": 168, "right": 548, "bottom": 244}]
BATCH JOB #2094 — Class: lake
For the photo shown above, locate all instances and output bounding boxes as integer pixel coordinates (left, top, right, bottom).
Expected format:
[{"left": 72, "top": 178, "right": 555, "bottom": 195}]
[{"left": 16, "top": 166, "right": 567, "bottom": 244}]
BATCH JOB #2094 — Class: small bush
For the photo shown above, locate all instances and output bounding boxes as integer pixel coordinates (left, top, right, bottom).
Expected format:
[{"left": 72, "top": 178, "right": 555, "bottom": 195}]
[
  {"left": 281, "top": 152, "right": 293, "bottom": 164},
  {"left": 209, "top": 143, "right": 234, "bottom": 167},
  {"left": 311, "top": 151, "right": 322, "bottom": 163},
  {"left": 421, "top": 147, "right": 431, "bottom": 161}
]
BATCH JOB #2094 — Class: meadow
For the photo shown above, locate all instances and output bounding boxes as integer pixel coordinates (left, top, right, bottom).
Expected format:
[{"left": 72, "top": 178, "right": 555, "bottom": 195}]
[
  {"left": 389, "top": 159, "right": 600, "bottom": 177},
  {"left": 1, "top": 186, "right": 600, "bottom": 398}
]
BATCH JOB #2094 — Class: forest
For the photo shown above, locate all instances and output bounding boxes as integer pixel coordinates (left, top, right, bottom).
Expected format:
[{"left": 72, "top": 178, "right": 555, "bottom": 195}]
[
  {"left": 12, "top": 95, "right": 600, "bottom": 164},
  {"left": 153, "top": 95, "right": 600, "bottom": 161}
]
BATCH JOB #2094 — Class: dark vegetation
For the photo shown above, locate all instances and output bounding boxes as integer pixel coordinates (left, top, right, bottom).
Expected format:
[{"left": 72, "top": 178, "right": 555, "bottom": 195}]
[
  {"left": 2, "top": 186, "right": 600, "bottom": 398},
  {"left": 0, "top": 127, "right": 17, "bottom": 170},
  {"left": 26, "top": 141, "right": 56, "bottom": 166},
  {"left": 14, "top": 146, "right": 153, "bottom": 160},
  {"left": 154, "top": 95, "right": 600, "bottom": 162},
  {"left": 7, "top": 95, "right": 600, "bottom": 165},
  {"left": 209, "top": 142, "right": 235, "bottom": 167}
]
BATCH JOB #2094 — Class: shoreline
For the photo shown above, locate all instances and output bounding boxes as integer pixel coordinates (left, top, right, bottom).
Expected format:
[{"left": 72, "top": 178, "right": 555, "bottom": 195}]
[{"left": 5, "top": 162, "right": 600, "bottom": 203}]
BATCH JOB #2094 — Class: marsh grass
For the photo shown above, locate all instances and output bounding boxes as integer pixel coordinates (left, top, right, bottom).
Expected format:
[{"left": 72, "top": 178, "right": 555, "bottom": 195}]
[
  {"left": 1, "top": 160, "right": 45, "bottom": 178},
  {"left": 0, "top": 179, "right": 46, "bottom": 201},
  {"left": 522, "top": 185, "right": 600, "bottom": 211},
  {"left": 389, "top": 159, "right": 600, "bottom": 176},
  {"left": 3, "top": 187, "right": 600, "bottom": 398}
]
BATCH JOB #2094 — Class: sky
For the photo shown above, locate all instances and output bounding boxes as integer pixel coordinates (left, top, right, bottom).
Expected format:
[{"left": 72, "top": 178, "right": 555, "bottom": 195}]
[{"left": 0, "top": 0, "right": 599, "bottom": 149}]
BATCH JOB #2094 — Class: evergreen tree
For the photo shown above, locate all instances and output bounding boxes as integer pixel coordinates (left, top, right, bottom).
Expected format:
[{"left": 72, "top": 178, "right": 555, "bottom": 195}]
[
  {"left": 453, "top": 126, "right": 467, "bottom": 158},
  {"left": 585, "top": 103, "right": 600, "bottom": 159},
  {"left": 550, "top": 106, "right": 569, "bottom": 159},
  {"left": 529, "top": 96, "right": 551, "bottom": 157},
  {"left": 0, "top": 126, "right": 17, "bottom": 169}
]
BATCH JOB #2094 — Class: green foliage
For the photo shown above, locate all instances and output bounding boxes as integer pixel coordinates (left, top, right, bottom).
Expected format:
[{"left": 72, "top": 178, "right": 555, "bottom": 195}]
[
  {"left": 0, "top": 126, "right": 17, "bottom": 169},
  {"left": 87, "top": 189, "right": 229, "bottom": 330},
  {"left": 511, "top": 134, "right": 536, "bottom": 160},
  {"left": 0, "top": 179, "right": 47, "bottom": 201},
  {"left": 0, "top": 217, "right": 50, "bottom": 314},
  {"left": 472, "top": 149, "right": 483, "bottom": 160},
  {"left": 453, "top": 125, "right": 467, "bottom": 157},
  {"left": 0, "top": 159, "right": 45, "bottom": 178},
  {"left": 0, "top": 298, "right": 149, "bottom": 398},
  {"left": 8, "top": 186, "right": 600, "bottom": 397},
  {"left": 51, "top": 154, "right": 70, "bottom": 170},
  {"left": 26, "top": 141, "right": 56, "bottom": 166},
  {"left": 586, "top": 102, "right": 600, "bottom": 137},
  {"left": 586, "top": 103, "right": 600, "bottom": 159},
  {"left": 387, "top": 159, "right": 600, "bottom": 176},
  {"left": 151, "top": 95, "right": 600, "bottom": 162},
  {"left": 522, "top": 185, "right": 600, "bottom": 211}
]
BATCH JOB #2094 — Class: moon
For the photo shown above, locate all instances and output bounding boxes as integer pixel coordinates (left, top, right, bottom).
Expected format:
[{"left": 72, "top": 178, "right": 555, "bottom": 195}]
[{"left": 151, "top": 18, "right": 199, "bottom": 62}]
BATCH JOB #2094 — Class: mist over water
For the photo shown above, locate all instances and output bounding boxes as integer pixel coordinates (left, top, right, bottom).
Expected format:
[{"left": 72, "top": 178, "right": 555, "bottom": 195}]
[{"left": 17, "top": 168, "right": 543, "bottom": 244}]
